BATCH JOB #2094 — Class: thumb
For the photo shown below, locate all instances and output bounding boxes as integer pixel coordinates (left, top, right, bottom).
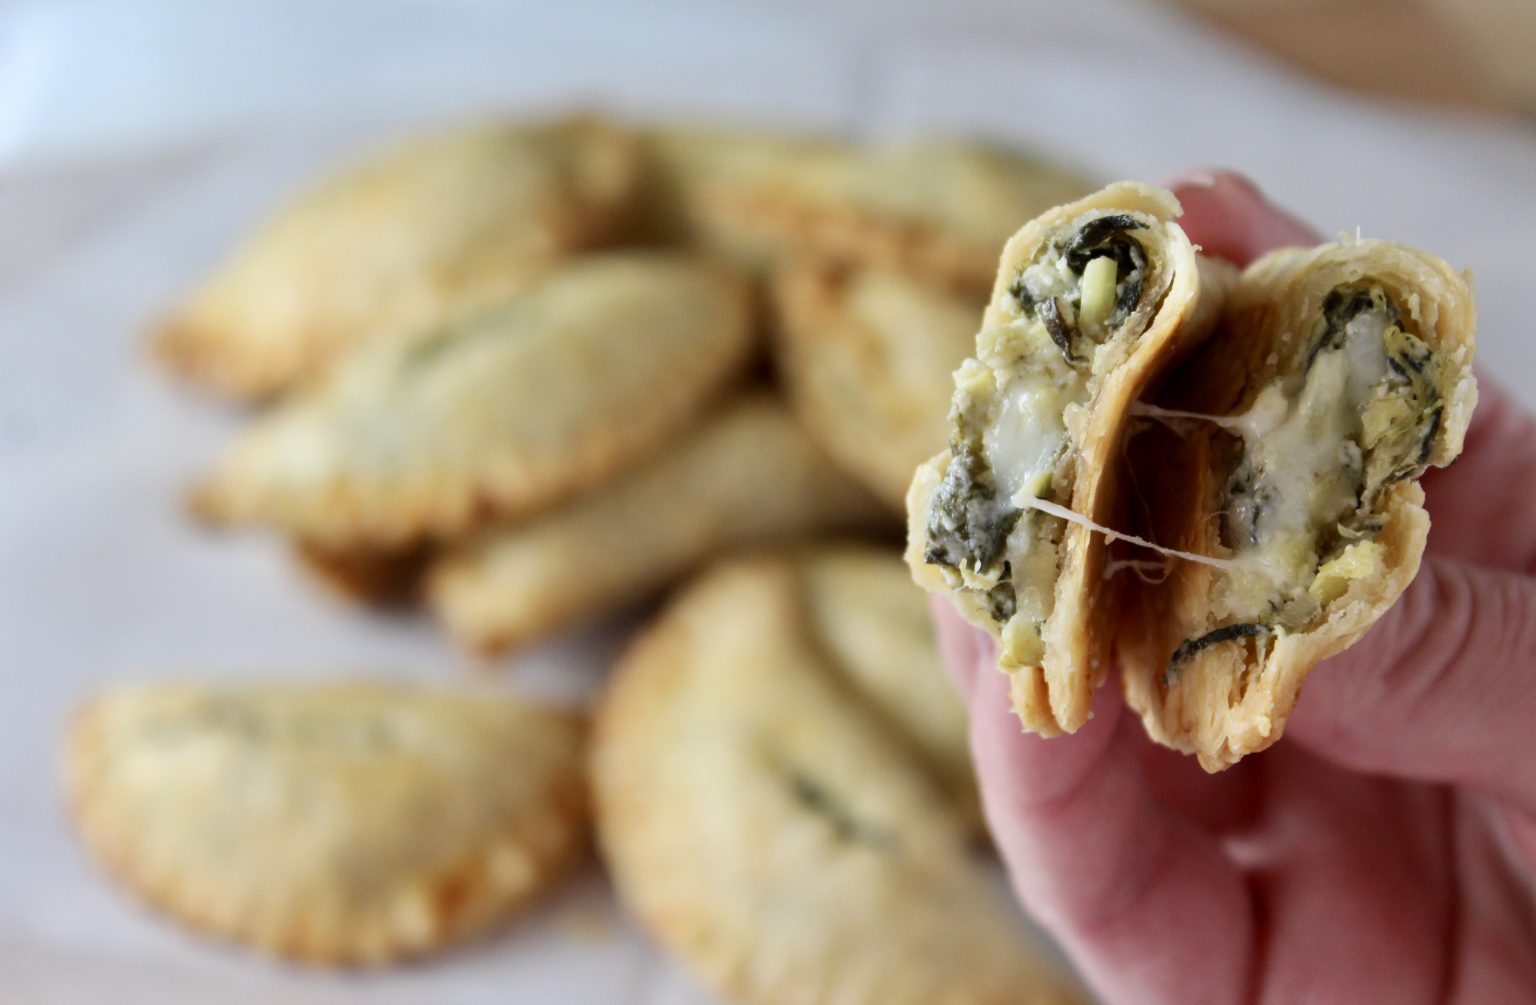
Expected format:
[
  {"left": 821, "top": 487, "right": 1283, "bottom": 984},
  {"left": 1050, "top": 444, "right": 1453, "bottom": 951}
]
[
  {"left": 1162, "top": 170, "right": 1320, "bottom": 267},
  {"left": 1287, "top": 554, "right": 1536, "bottom": 809}
]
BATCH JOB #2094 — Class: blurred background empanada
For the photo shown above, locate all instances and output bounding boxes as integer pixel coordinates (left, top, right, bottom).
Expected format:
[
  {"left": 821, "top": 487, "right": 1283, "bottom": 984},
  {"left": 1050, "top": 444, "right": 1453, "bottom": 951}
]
[
  {"left": 593, "top": 553, "right": 1082, "bottom": 1005},
  {"left": 429, "top": 395, "right": 886, "bottom": 655},
  {"left": 774, "top": 263, "right": 982, "bottom": 511},
  {"left": 153, "top": 116, "right": 640, "bottom": 399},
  {"left": 65, "top": 680, "right": 587, "bottom": 965},
  {"left": 190, "top": 252, "right": 754, "bottom": 547}
]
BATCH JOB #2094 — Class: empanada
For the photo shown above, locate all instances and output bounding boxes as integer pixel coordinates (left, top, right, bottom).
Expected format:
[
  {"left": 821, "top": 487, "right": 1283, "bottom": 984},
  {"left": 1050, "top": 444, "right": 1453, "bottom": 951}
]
[
  {"left": 775, "top": 263, "right": 982, "bottom": 510},
  {"left": 153, "top": 117, "right": 639, "bottom": 399},
  {"left": 190, "top": 253, "right": 754, "bottom": 548},
  {"left": 64, "top": 681, "right": 586, "bottom": 964},
  {"left": 1120, "top": 240, "right": 1476, "bottom": 769},
  {"left": 428, "top": 395, "right": 884, "bottom": 655},
  {"left": 717, "top": 135, "right": 1091, "bottom": 289},
  {"left": 793, "top": 546, "right": 976, "bottom": 817},
  {"left": 907, "top": 183, "right": 1234, "bottom": 737},
  {"left": 631, "top": 125, "right": 843, "bottom": 267},
  {"left": 593, "top": 554, "right": 1081, "bottom": 1005}
]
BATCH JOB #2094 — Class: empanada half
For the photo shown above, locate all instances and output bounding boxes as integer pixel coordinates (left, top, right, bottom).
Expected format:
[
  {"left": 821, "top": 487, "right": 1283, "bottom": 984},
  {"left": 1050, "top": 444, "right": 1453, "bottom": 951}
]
[
  {"left": 1120, "top": 239, "right": 1476, "bottom": 769},
  {"left": 907, "top": 182, "right": 1234, "bottom": 737}
]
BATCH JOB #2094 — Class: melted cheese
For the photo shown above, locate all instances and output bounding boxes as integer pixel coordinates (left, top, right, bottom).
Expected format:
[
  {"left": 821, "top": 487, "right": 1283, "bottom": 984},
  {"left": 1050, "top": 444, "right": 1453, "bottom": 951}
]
[
  {"left": 1243, "top": 313, "right": 1388, "bottom": 545},
  {"left": 984, "top": 372, "right": 1072, "bottom": 503},
  {"left": 1224, "top": 307, "right": 1393, "bottom": 620},
  {"left": 1023, "top": 497, "right": 1237, "bottom": 571}
]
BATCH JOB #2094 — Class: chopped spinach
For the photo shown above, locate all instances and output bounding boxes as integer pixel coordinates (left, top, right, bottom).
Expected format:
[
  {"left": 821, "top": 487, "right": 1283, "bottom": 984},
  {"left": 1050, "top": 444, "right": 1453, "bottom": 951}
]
[
  {"left": 1064, "top": 215, "right": 1147, "bottom": 271},
  {"left": 1038, "top": 297, "right": 1078, "bottom": 362},
  {"left": 1165, "top": 622, "right": 1269, "bottom": 683},
  {"left": 1007, "top": 275, "right": 1035, "bottom": 315},
  {"left": 983, "top": 577, "right": 1017, "bottom": 624},
  {"left": 1361, "top": 308, "right": 1444, "bottom": 502},
  {"left": 1417, "top": 405, "right": 1441, "bottom": 466},
  {"left": 924, "top": 441, "right": 1020, "bottom": 577},
  {"left": 1305, "top": 285, "right": 1399, "bottom": 373},
  {"left": 1006, "top": 213, "right": 1150, "bottom": 365}
]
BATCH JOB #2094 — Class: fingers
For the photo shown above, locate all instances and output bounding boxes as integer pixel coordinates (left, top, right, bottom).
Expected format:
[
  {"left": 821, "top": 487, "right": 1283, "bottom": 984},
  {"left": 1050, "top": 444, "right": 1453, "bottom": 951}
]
[
  {"left": 1421, "top": 375, "right": 1536, "bottom": 574},
  {"left": 1251, "top": 747, "right": 1456, "bottom": 1005},
  {"left": 930, "top": 596, "right": 982, "bottom": 701},
  {"left": 1162, "top": 170, "right": 1320, "bottom": 267},
  {"left": 967, "top": 661, "right": 1252, "bottom": 1003},
  {"left": 1287, "top": 555, "right": 1536, "bottom": 809}
]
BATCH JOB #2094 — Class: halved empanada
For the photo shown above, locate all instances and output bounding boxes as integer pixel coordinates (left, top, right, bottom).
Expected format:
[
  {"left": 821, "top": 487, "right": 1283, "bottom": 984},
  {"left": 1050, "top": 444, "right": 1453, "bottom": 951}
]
[
  {"left": 593, "top": 555, "right": 1081, "bottom": 1005},
  {"left": 428, "top": 395, "right": 886, "bottom": 655},
  {"left": 906, "top": 183, "right": 1234, "bottom": 737},
  {"left": 65, "top": 680, "right": 586, "bottom": 964},
  {"left": 153, "top": 117, "right": 639, "bottom": 399},
  {"left": 190, "top": 253, "right": 754, "bottom": 548},
  {"left": 774, "top": 263, "right": 982, "bottom": 510},
  {"left": 1120, "top": 240, "right": 1476, "bottom": 769}
]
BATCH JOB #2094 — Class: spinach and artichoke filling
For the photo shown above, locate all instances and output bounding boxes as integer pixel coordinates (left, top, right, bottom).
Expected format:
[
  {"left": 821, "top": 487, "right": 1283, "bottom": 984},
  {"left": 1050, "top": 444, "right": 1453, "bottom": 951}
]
[
  {"left": 924, "top": 213, "right": 1153, "bottom": 664},
  {"left": 1168, "top": 283, "right": 1443, "bottom": 677}
]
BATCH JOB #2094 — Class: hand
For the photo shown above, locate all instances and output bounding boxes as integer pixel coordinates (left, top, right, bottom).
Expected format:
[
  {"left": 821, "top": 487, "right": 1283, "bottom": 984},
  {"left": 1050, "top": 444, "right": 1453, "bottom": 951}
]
[{"left": 934, "top": 171, "right": 1536, "bottom": 1005}]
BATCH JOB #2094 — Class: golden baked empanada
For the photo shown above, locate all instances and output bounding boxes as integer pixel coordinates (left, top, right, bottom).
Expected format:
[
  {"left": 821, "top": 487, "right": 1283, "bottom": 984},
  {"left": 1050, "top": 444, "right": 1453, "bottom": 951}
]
[
  {"left": 191, "top": 252, "right": 754, "bottom": 548},
  {"left": 593, "top": 555, "right": 1082, "bottom": 1005},
  {"left": 65, "top": 681, "right": 586, "bottom": 964},
  {"left": 154, "top": 117, "right": 639, "bottom": 399},
  {"left": 429, "top": 396, "right": 884, "bottom": 655},
  {"left": 775, "top": 263, "right": 982, "bottom": 510}
]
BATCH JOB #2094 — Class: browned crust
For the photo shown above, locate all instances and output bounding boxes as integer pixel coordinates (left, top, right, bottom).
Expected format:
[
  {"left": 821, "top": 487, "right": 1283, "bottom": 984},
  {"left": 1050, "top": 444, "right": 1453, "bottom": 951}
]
[
  {"left": 721, "top": 186, "right": 1003, "bottom": 292},
  {"left": 292, "top": 542, "right": 429, "bottom": 607}
]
